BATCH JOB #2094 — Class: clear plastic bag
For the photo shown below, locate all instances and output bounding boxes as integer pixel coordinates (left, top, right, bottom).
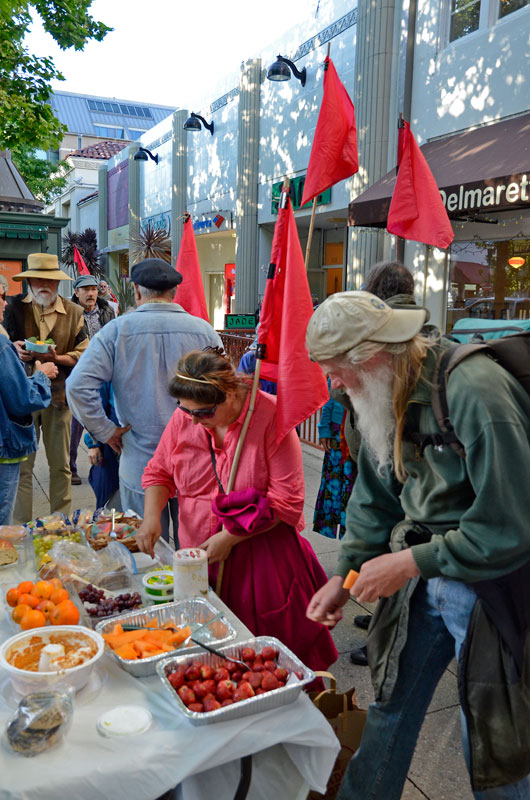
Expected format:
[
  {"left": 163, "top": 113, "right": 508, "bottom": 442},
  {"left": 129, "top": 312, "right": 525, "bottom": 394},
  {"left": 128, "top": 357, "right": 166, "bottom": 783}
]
[
  {"left": 6, "top": 689, "right": 73, "bottom": 757},
  {"left": 49, "top": 541, "right": 104, "bottom": 584}
]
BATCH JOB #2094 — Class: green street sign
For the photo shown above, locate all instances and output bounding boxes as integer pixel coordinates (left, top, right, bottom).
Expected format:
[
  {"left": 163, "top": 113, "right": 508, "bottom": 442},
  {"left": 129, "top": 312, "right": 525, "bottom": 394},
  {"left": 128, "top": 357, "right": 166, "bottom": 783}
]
[
  {"left": 272, "top": 176, "right": 331, "bottom": 214},
  {"left": 225, "top": 314, "right": 257, "bottom": 329}
]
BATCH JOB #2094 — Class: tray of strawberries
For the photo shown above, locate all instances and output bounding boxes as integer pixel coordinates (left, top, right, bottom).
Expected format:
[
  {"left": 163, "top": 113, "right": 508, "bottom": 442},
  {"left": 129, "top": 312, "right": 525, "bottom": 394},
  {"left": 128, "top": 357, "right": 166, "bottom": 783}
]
[{"left": 156, "top": 636, "right": 315, "bottom": 725}]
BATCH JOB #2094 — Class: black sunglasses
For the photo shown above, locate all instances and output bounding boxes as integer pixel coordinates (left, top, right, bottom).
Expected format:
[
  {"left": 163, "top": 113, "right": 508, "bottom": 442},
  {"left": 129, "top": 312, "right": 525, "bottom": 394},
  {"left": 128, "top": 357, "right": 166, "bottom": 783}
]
[{"left": 176, "top": 400, "right": 219, "bottom": 419}]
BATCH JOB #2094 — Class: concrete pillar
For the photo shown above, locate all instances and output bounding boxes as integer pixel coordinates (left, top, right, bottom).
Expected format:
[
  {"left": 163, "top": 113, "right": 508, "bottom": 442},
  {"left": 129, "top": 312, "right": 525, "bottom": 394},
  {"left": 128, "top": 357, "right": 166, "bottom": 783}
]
[
  {"left": 128, "top": 144, "right": 140, "bottom": 266},
  {"left": 347, "top": 0, "right": 398, "bottom": 287},
  {"left": 234, "top": 58, "right": 261, "bottom": 313},
  {"left": 171, "top": 109, "right": 189, "bottom": 261},
  {"left": 98, "top": 164, "right": 109, "bottom": 275}
]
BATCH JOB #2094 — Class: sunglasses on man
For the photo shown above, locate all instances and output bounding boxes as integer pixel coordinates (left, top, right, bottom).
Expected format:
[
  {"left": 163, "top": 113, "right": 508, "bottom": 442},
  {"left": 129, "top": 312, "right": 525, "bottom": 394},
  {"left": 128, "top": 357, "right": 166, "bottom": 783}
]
[{"left": 176, "top": 400, "right": 219, "bottom": 419}]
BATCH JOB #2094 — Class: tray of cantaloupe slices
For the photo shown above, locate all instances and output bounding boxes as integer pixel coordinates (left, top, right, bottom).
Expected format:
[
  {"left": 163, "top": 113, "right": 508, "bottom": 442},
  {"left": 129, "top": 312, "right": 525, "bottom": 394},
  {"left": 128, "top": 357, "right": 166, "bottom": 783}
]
[{"left": 95, "top": 598, "right": 236, "bottom": 677}]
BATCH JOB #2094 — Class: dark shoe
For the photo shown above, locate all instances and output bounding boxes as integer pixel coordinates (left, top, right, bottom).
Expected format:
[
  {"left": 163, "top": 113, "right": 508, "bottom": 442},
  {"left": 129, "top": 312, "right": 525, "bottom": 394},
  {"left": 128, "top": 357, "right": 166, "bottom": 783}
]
[
  {"left": 349, "top": 645, "right": 368, "bottom": 666},
  {"left": 354, "top": 614, "right": 371, "bottom": 630},
  {"left": 71, "top": 474, "right": 82, "bottom": 485}
]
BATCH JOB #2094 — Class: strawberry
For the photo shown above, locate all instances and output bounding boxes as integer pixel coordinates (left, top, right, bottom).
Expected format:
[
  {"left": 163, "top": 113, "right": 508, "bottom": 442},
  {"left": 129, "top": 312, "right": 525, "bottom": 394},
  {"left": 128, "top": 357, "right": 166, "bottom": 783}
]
[
  {"left": 177, "top": 685, "right": 197, "bottom": 706},
  {"left": 264, "top": 660, "right": 276, "bottom": 672},
  {"left": 241, "top": 647, "right": 256, "bottom": 662},
  {"left": 184, "top": 664, "right": 201, "bottom": 682},
  {"left": 242, "top": 670, "right": 262, "bottom": 689},
  {"left": 260, "top": 646, "right": 276, "bottom": 661},
  {"left": 203, "top": 697, "right": 222, "bottom": 712},
  {"left": 231, "top": 670, "right": 243, "bottom": 683},
  {"left": 216, "top": 679, "right": 237, "bottom": 701},
  {"left": 192, "top": 680, "right": 210, "bottom": 699},
  {"left": 255, "top": 688, "right": 266, "bottom": 695},
  {"left": 213, "top": 667, "right": 229, "bottom": 682},
  {"left": 188, "top": 702, "right": 204, "bottom": 712},
  {"left": 274, "top": 667, "right": 289, "bottom": 681},
  {"left": 202, "top": 679, "right": 216, "bottom": 695},
  {"left": 199, "top": 664, "right": 216, "bottom": 680},
  {"left": 221, "top": 699, "right": 234, "bottom": 706},
  {"left": 233, "top": 681, "right": 255, "bottom": 701},
  {"left": 168, "top": 669, "right": 185, "bottom": 689},
  {"left": 252, "top": 662, "right": 266, "bottom": 672},
  {"left": 261, "top": 672, "right": 281, "bottom": 692},
  {"left": 225, "top": 661, "right": 238, "bottom": 673},
  {"left": 252, "top": 654, "right": 263, "bottom": 665}
]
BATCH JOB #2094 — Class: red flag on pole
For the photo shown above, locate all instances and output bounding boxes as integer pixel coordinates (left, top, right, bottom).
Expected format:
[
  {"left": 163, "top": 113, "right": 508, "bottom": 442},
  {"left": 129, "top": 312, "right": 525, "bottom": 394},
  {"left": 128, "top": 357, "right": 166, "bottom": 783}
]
[
  {"left": 300, "top": 56, "right": 358, "bottom": 207},
  {"left": 173, "top": 215, "right": 209, "bottom": 321},
  {"left": 387, "top": 121, "right": 454, "bottom": 249},
  {"left": 73, "top": 245, "right": 91, "bottom": 276},
  {"left": 258, "top": 193, "right": 329, "bottom": 443}
]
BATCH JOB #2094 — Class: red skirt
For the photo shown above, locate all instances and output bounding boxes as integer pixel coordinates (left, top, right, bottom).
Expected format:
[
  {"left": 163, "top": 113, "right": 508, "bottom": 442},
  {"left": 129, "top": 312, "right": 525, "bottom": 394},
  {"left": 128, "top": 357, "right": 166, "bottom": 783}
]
[{"left": 209, "top": 522, "right": 338, "bottom": 672}]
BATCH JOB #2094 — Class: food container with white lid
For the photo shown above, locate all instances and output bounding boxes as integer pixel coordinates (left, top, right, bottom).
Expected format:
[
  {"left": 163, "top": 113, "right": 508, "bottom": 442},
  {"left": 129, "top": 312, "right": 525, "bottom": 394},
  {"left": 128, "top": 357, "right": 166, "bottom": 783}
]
[
  {"left": 142, "top": 570, "right": 173, "bottom": 598},
  {"left": 173, "top": 548, "right": 208, "bottom": 600}
]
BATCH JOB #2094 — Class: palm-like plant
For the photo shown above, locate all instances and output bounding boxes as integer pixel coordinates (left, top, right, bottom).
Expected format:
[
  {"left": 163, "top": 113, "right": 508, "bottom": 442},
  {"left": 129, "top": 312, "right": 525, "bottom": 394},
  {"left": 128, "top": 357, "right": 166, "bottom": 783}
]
[
  {"left": 62, "top": 228, "right": 103, "bottom": 277},
  {"left": 129, "top": 223, "right": 171, "bottom": 265},
  {"left": 109, "top": 276, "right": 136, "bottom": 314}
]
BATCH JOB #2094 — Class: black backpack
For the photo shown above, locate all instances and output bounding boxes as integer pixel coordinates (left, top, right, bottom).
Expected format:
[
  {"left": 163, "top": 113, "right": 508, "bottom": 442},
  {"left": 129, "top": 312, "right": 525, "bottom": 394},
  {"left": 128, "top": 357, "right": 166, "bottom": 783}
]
[{"left": 407, "top": 331, "right": 530, "bottom": 458}]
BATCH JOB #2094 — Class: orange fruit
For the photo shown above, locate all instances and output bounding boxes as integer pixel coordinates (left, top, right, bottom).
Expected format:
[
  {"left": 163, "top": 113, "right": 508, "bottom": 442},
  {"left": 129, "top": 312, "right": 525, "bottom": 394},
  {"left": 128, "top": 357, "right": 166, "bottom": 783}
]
[
  {"left": 6, "top": 588, "right": 19, "bottom": 608},
  {"left": 17, "top": 581, "right": 34, "bottom": 595},
  {"left": 49, "top": 600, "right": 80, "bottom": 626},
  {"left": 49, "top": 578, "right": 63, "bottom": 591},
  {"left": 50, "top": 588, "right": 69, "bottom": 605},
  {"left": 18, "top": 592, "right": 40, "bottom": 609},
  {"left": 32, "top": 580, "right": 53, "bottom": 599},
  {"left": 36, "top": 599, "right": 55, "bottom": 619},
  {"left": 20, "top": 609, "right": 47, "bottom": 630},
  {"left": 12, "top": 604, "right": 31, "bottom": 624}
]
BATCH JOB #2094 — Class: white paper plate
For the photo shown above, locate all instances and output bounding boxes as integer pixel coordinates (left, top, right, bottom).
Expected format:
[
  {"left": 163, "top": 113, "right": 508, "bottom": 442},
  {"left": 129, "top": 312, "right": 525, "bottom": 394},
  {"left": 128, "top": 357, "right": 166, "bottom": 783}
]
[{"left": 97, "top": 704, "right": 152, "bottom": 737}]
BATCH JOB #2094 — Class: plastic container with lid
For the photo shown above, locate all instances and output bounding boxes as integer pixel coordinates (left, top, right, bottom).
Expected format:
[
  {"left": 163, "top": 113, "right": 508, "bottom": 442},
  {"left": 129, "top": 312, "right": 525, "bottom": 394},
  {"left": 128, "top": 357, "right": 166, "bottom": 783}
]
[
  {"left": 142, "top": 570, "right": 173, "bottom": 598},
  {"left": 173, "top": 548, "right": 208, "bottom": 601}
]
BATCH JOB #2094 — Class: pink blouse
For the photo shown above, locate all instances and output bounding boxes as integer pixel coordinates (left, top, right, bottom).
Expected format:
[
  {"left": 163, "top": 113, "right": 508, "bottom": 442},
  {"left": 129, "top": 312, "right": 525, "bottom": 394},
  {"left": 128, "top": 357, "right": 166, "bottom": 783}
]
[{"left": 142, "top": 390, "right": 305, "bottom": 548}]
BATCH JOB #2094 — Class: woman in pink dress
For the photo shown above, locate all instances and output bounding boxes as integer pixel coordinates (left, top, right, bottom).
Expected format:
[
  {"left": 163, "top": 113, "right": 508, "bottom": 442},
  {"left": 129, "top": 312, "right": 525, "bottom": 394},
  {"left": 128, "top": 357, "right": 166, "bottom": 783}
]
[{"left": 137, "top": 348, "right": 337, "bottom": 672}]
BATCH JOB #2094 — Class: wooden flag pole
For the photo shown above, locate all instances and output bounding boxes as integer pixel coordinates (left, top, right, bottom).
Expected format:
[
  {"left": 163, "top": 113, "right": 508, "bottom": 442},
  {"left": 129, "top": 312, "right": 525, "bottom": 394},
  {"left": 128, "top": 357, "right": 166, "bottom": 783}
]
[
  {"left": 303, "top": 43, "right": 331, "bottom": 272},
  {"left": 215, "top": 179, "right": 290, "bottom": 596}
]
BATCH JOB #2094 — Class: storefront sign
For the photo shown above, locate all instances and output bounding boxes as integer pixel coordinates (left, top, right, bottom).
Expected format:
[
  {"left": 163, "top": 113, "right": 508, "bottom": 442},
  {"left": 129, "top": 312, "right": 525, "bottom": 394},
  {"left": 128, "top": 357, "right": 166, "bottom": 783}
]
[
  {"left": 271, "top": 177, "right": 331, "bottom": 214},
  {"left": 225, "top": 313, "right": 256, "bottom": 329},
  {"left": 143, "top": 212, "right": 171, "bottom": 234},
  {"left": 193, "top": 212, "right": 232, "bottom": 233},
  {"left": 439, "top": 175, "right": 530, "bottom": 214}
]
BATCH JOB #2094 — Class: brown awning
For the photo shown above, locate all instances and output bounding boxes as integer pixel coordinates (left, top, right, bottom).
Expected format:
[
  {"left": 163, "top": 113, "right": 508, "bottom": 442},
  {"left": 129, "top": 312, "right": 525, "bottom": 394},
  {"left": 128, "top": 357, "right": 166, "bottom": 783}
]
[{"left": 348, "top": 112, "right": 530, "bottom": 227}]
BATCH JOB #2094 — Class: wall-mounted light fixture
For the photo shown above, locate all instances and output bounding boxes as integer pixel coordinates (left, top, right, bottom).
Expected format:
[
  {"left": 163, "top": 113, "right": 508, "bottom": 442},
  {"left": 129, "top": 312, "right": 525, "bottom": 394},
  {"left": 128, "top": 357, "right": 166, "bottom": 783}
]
[
  {"left": 183, "top": 112, "right": 214, "bottom": 136},
  {"left": 133, "top": 147, "right": 159, "bottom": 164},
  {"left": 267, "top": 55, "right": 306, "bottom": 87}
]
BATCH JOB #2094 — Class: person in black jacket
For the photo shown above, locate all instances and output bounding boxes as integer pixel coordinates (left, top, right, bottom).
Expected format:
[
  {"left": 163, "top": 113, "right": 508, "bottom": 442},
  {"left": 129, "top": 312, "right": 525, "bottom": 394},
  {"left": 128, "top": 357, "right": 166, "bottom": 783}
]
[{"left": 69, "top": 275, "right": 115, "bottom": 484}]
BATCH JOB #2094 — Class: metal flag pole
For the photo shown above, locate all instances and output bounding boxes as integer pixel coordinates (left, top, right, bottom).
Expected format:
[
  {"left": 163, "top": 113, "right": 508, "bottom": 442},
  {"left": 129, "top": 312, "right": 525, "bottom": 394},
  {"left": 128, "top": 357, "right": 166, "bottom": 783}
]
[{"left": 303, "top": 42, "right": 331, "bottom": 272}]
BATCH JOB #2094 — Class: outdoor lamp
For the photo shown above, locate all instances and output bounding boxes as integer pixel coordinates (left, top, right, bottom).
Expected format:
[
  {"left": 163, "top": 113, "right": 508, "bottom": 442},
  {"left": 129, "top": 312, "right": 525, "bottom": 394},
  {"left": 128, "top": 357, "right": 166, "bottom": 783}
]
[
  {"left": 183, "top": 113, "right": 214, "bottom": 135},
  {"left": 267, "top": 55, "right": 306, "bottom": 87},
  {"left": 134, "top": 147, "right": 159, "bottom": 164}
]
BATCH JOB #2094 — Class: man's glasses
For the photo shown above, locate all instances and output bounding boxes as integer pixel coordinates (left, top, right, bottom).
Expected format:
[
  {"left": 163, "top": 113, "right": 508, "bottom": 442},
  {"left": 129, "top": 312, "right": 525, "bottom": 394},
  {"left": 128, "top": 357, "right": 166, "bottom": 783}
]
[{"left": 176, "top": 400, "right": 218, "bottom": 419}]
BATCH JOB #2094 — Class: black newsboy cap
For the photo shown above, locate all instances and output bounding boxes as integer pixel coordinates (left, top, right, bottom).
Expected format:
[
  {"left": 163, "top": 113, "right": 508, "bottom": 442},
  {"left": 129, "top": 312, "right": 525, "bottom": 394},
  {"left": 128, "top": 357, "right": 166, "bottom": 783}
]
[{"left": 130, "top": 258, "right": 183, "bottom": 289}]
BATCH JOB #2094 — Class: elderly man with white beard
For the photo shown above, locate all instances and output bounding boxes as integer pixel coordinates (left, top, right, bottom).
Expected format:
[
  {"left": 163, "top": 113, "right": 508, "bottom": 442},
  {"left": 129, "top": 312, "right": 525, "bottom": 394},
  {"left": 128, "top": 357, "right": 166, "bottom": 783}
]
[
  {"left": 306, "top": 291, "right": 530, "bottom": 800},
  {"left": 5, "top": 254, "right": 88, "bottom": 521}
]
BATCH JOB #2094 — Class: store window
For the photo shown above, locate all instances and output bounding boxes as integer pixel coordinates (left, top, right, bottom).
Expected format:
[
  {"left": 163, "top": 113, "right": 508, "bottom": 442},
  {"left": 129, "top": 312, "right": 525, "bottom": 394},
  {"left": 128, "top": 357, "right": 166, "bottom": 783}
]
[
  {"left": 448, "top": 0, "right": 529, "bottom": 41},
  {"left": 445, "top": 238, "right": 530, "bottom": 332}
]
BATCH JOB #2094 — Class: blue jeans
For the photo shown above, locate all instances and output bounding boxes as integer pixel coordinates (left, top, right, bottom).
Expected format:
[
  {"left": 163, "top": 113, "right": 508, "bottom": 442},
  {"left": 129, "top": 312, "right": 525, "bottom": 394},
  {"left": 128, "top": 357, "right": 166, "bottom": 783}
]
[
  {"left": 337, "top": 578, "right": 530, "bottom": 800},
  {"left": 0, "top": 462, "right": 22, "bottom": 525}
]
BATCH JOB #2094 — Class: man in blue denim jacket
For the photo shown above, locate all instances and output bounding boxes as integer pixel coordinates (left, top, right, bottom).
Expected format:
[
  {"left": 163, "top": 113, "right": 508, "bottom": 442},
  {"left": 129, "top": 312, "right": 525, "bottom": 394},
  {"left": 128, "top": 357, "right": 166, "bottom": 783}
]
[
  {"left": 0, "top": 288, "right": 57, "bottom": 524},
  {"left": 66, "top": 259, "right": 222, "bottom": 540}
]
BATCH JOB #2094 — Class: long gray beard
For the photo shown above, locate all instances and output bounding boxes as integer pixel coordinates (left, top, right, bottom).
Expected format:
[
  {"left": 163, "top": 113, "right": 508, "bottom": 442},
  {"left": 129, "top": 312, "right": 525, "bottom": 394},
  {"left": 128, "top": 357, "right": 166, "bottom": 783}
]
[
  {"left": 345, "top": 364, "right": 395, "bottom": 474},
  {"left": 28, "top": 286, "right": 58, "bottom": 308}
]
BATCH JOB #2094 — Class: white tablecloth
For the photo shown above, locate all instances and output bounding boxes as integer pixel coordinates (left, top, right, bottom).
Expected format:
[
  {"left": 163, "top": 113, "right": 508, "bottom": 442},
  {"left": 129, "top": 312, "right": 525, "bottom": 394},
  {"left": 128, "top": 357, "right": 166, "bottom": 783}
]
[{"left": 0, "top": 582, "right": 340, "bottom": 800}]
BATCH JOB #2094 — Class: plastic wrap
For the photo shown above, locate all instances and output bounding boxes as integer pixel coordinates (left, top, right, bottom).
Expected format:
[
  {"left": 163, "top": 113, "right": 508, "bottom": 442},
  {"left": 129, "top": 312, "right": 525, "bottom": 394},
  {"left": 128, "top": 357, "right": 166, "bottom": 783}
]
[{"left": 5, "top": 689, "right": 73, "bottom": 757}]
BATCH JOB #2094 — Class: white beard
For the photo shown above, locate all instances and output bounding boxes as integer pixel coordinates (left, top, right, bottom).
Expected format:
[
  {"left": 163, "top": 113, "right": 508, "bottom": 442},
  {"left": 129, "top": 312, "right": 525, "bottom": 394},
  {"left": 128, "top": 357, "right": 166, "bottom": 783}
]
[
  {"left": 345, "top": 363, "right": 395, "bottom": 474},
  {"left": 28, "top": 286, "right": 58, "bottom": 308}
]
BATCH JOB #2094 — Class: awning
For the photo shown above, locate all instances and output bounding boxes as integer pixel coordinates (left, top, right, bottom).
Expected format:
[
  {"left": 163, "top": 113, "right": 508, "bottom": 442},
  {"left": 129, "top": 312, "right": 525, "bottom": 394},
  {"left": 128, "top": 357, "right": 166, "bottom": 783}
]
[{"left": 349, "top": 112, "right": 530, "bottom": 227}]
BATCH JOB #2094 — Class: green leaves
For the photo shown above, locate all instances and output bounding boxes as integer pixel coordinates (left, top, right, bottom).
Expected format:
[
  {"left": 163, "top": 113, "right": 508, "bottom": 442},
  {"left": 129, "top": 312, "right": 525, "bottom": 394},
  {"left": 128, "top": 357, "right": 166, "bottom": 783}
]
[
  {"left": 0, "top": 1, "right": 111, "bottom": 151},
  {"left": 11, "top": 144, "right": 68, "bottom": 203}
]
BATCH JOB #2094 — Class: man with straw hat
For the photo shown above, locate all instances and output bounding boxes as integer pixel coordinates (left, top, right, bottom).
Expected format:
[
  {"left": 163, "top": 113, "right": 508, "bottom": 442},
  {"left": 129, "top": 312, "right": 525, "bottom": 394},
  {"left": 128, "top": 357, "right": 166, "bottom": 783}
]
[{"left": 4, "top": 253, "right": 89, "bottom": 521}]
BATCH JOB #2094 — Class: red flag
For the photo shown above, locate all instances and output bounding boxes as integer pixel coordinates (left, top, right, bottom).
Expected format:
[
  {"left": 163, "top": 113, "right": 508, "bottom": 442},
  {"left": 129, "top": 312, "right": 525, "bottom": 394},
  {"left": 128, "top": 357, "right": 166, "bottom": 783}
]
[
  {"left": 258, "top": 196, "right": 329, "bottom": 442},
  {"left": 387, "top": 121, "right": 454, "bottom": 249},
  {"left": 73, "top": 245, "right": 91, "bottom": 276},
  {"left": 173, "top": 216, "right": 209, "bottom": 321},
  {"left": 300, "top": 56, "right": 358, "bottom": 207}
]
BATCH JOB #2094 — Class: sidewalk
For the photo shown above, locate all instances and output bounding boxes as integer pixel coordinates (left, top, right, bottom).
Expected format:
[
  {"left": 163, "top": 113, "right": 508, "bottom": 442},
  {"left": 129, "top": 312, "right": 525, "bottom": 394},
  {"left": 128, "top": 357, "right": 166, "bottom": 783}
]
[{"left": 31, "top": 441, "right": 472, "bottom": 800}]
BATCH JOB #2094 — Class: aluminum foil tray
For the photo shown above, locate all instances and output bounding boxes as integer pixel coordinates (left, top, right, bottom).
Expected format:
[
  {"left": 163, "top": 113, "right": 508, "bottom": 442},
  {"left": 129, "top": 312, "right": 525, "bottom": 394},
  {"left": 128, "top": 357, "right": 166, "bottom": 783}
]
[
  {"left": 156, "top": 636, "right": 315, "bottom": 725},
  {"left": 95, "top": 598, "right": 236, "bottom": 677}
]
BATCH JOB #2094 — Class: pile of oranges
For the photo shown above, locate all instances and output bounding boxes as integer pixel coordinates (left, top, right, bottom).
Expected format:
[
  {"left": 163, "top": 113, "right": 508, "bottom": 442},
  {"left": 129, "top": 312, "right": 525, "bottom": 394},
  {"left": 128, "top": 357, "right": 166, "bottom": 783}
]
[{"left": 6, "top": 579, "right": 80, "bottom": 630}]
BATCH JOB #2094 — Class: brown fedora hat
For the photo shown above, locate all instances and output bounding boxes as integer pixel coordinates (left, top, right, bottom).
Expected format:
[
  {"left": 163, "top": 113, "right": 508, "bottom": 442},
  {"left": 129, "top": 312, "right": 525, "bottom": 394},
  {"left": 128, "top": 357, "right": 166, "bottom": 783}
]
[{"left": 13, "top": 253, "right": 72, "bottom": 282}]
